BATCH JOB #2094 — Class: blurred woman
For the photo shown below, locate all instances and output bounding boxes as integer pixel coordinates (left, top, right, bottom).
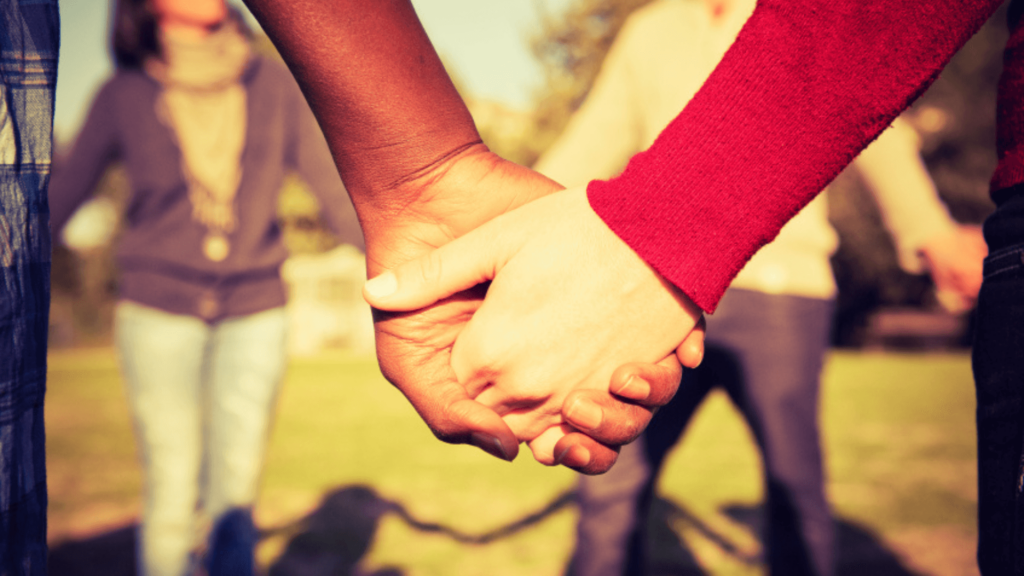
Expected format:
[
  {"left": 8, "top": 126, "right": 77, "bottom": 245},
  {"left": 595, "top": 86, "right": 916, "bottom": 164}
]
[{"left": 48, "top": 1, "right": 361, "bottom": 574}]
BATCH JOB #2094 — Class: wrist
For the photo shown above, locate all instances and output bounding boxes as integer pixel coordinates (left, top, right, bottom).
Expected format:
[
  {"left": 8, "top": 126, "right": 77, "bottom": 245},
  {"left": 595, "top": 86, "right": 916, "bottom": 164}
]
[
  {"left": 357, "top": 142, "right": 489, "bottom": 274},
  {"left": 359, "top": 145, "right": 563, "bottom": 274}
]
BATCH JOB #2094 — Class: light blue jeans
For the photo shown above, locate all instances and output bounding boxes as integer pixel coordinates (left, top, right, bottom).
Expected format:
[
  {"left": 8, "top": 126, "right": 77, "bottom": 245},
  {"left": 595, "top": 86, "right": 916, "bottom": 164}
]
[{"left": 115, "top": 301, "right": 287, "bottom": 576}]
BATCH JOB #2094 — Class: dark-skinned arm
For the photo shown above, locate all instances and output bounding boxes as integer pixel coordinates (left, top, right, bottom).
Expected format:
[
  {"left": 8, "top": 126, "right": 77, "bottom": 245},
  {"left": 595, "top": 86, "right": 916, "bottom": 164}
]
[{"left": 241, "top": 0, "right": 702, "bottom": 473}]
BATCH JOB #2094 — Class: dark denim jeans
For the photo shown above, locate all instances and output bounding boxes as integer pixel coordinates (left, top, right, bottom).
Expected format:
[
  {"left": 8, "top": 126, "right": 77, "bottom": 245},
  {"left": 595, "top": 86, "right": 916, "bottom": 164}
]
[
  {"left": 570, "top": 288, "right": 835, "bottom": 576},
  {"left": 974, "top": 236, "right": 1024, "bottom": 575}
]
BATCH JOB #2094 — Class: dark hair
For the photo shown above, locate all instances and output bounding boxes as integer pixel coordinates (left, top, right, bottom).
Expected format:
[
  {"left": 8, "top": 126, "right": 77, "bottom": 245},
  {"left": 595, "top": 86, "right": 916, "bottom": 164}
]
[
  {"left": 111, "top": 0, "right": 160, "bottom": 70},
  {"left": 110, "top": 1, "right": 252, "bottom": 70}
]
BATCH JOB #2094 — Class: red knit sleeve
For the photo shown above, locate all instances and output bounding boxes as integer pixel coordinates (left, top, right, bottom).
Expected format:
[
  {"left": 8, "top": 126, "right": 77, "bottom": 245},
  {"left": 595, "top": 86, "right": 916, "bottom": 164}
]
[{"left": 587, "top": 0, "right": 1000, "bottom": 313}]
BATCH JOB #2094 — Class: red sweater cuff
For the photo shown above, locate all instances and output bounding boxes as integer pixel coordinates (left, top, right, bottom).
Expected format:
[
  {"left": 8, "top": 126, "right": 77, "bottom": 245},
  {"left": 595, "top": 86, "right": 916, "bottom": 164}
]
[{"left": 588, "top": 0, "right": 998, "bottom": 313}]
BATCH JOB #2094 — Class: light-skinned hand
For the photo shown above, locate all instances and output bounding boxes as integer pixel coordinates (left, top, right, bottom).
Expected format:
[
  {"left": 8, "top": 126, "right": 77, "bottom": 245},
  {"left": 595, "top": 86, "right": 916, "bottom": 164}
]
[
  {"left": 239, "top": 0, "right": 704, "bottom": 474},
  {"left": 363, "top": 148, "right": 702, "bottom": 472},
  {"left": 364, "top": 186, "right": 704, "bottom": 467}
]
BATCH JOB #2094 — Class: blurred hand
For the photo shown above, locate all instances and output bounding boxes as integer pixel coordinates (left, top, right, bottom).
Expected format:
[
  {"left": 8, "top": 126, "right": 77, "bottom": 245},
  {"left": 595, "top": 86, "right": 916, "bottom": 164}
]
[
  {"left": 365, "top": 186, "right": 704, "bottom": 470},
  {"left": 363, "top": 148, "right": 699, "bottom": 472},
  {"left": 920, "top": 224, "right": 987, "bottom": 313}
]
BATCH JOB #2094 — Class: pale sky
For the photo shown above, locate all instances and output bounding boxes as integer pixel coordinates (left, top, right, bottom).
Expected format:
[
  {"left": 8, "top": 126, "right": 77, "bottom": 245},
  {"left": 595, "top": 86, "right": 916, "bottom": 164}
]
[{"left": 54, "top": 0, "right": 574, "bottom": 143}]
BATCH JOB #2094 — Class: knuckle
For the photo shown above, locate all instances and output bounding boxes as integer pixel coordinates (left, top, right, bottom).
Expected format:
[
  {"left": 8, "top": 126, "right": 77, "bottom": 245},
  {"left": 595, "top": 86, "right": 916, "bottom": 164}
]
[
  {"left": 602, "top": 407, "right": 648, "bottom": 445},
  {"left": 415, "top": 250, "right": 446, "bottom": 288},
  {"left": 649, "top": 386, "right": 679, "bottom": 408},
  {"left": 501, "top": 380, "right": 550, "bottom": 408},
  {"left": 427, "top": 405, "right": 472, "bottom": 445},
  {"left": 618, "top": 416, "right": 643, "bottom": 440},
  {"left": 581, "top": 458, "right": 617, "bottom": 475},
  {"left": 454, "top": 335, "right": 508, "bottom": 384}
]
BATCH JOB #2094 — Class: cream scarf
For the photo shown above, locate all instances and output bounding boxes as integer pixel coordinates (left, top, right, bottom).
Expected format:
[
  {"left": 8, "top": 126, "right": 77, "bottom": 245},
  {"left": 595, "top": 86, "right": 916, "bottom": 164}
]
[{"left": 145, "top": 21, "right": 250, "bottom": 262}]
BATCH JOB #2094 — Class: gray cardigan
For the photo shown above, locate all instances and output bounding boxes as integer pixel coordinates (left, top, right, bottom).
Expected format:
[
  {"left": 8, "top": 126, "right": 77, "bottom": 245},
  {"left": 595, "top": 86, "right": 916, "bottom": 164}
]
[{"left": 49, "top": 56, "right": 364, "bottom": 322}]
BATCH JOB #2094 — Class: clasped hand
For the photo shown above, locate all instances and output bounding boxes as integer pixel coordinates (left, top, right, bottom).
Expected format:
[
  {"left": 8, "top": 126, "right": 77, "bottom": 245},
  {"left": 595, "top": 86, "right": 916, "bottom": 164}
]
[{"left": 366, "top": 184, "right": 705, "bottom": 472}]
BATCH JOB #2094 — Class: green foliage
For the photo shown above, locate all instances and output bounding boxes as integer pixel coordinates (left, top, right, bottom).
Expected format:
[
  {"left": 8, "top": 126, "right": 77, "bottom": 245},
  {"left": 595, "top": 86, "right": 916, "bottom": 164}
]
[
  {"left": 466, "top": 0, "right": 654, "bottom": 167},
  {"left": 49, "top": 164, "right": 128, "bottom": 346},
  {"left": 277, "top": 175, "right": 341, "bottom": 255}
]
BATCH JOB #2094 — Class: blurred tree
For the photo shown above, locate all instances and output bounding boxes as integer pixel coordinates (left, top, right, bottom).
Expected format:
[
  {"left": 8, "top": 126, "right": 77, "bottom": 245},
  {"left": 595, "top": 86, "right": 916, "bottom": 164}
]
[
  {"left": 466, "top": 0, "right": 655, "bottom": 165},
  {"left": 521, "top": 0, "right": 655, "bottom": 166}
]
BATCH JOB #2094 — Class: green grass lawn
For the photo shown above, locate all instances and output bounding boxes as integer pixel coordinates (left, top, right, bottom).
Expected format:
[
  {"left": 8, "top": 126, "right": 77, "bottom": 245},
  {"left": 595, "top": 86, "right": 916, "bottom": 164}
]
[{"left": 45, "top": 349, "right": 977, "bottom": 575}]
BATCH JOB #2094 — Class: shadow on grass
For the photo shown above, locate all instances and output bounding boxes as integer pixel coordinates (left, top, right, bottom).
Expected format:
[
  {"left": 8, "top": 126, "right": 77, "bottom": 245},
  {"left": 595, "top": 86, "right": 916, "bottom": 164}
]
[
  {"left": 265, "top": 485, "right": 576, "bottom": 575},
  {"left": 47, "top": 488, "right": 924, "bottom": 576},
  {"left": 47, "top": 485, "right": 575, "bottom": 576},
  {"left": 639, "top": 497, "right": 927, "bottom": 576},
  {"left": 48, "top": 525, "right": 136, "bottom": 576}
]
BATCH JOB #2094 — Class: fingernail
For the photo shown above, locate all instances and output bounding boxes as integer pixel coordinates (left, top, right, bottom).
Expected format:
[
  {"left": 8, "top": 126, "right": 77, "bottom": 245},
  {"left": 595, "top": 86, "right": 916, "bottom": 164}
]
[
  {"left": 555, "top": 444, "right": 591, "bottom": 468},
  {"left": 364, "top": 271, "right": 398, "bottom": 299},
  {"left": 471, "top": 432, "right": 513, "bottom": 461},
  {"left": 566, "top": 398, "right": 603, "bottom": 431},
  {"left": 614, "top": 375, "right": 650, "bottom": 400}
]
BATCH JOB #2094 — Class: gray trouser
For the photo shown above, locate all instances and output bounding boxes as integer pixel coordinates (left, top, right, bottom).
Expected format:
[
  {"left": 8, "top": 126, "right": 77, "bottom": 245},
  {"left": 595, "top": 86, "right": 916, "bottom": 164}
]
[{"left": 570, "top": 288, "right": 835, "bottom": 576}]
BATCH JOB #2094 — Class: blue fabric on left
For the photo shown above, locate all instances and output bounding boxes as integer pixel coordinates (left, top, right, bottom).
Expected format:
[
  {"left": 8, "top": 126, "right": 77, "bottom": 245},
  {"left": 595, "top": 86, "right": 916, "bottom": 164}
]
[{"left": 0, "top": 0, "right": 58, "bottom": 574}]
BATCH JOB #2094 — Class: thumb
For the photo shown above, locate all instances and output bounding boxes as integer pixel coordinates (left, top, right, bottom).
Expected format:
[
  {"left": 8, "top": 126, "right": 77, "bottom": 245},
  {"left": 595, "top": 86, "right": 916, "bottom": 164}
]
[{"left": 363, "top": 229, "right": 507, "bottom": 311}]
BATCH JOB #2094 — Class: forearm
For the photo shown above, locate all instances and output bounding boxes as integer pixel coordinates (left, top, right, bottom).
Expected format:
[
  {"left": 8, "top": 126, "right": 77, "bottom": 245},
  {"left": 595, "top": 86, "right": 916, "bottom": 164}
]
[
  {"left": 588, "top": 0, "right": 1001, "bottom": 313},
  {"left": 242, "top": 0, "right": 482, "bottom": 228},
  {"left": 48, "top": 88, "right": 119, "bottom": 233},
  {"left": 287, "top": 80, "right": 366, "bottom": 252},
  {"left": 855, "top": 118, "right": 957, "bottom": 274}
]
